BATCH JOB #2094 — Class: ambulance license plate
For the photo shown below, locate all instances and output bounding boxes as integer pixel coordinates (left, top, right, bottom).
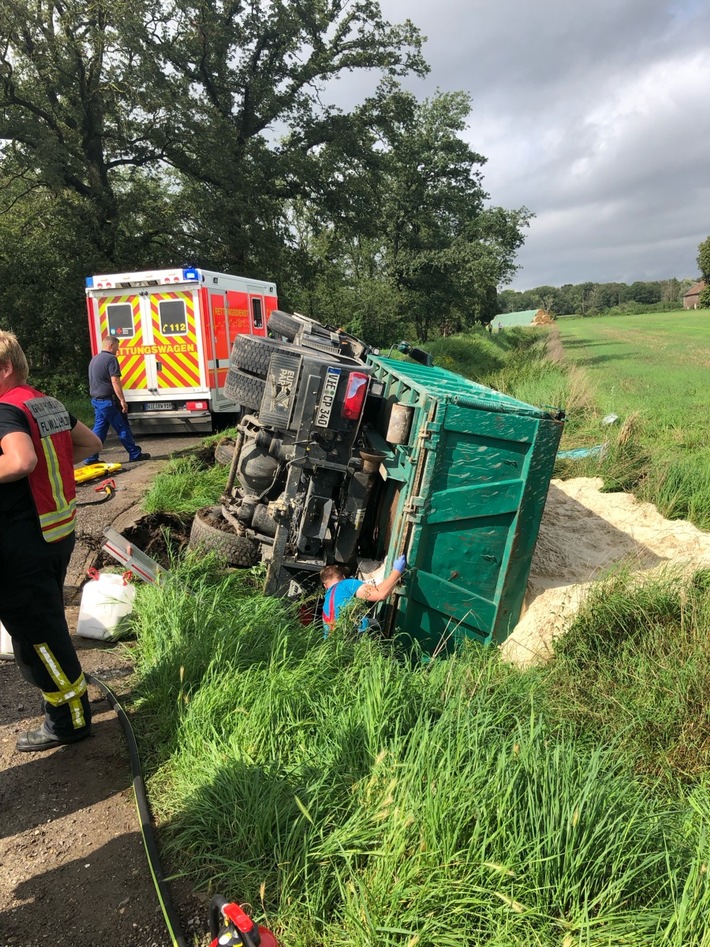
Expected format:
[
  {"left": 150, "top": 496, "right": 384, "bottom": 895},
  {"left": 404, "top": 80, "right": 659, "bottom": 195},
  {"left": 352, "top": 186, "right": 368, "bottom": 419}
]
[
  {"left": 144, "top": 401, "right": 171, "bottom": 411},
  {"left": 315, "top": 367, "right": 341, "bottom": 427}
]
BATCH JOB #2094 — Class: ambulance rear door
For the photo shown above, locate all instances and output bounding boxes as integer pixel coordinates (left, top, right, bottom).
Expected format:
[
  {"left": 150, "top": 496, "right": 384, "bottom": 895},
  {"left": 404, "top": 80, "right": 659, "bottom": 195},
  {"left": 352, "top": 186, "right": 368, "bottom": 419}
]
[{"left": 86, "top": 268, "right": 210, "bottom": 427}]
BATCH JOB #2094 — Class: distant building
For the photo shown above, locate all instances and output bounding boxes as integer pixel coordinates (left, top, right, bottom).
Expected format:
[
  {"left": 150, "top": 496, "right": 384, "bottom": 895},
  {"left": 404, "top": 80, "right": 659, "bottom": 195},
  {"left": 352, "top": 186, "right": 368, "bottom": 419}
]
[{"left": 683, "top": 281, "right": 707, "bottom": 309}]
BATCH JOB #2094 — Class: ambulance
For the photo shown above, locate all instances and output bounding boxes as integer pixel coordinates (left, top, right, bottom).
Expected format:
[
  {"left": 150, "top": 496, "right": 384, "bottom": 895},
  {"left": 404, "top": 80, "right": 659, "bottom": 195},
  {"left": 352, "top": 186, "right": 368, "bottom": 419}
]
[{"left": 85, "top": 267, "right": 278, "bottom": 432}]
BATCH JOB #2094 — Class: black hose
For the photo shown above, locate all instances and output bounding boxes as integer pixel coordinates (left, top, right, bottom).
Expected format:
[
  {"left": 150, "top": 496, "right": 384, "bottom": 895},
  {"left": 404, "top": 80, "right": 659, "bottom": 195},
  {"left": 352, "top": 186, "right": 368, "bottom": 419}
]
[
  {"left": 76, "top": 481, "right": 116, "bottom": 508},
  {"left": 85, "top": 672, "right": 188, "bottom": 947},
  {"left": 75, "top": 492, "right": 115, "bottom": 508}
]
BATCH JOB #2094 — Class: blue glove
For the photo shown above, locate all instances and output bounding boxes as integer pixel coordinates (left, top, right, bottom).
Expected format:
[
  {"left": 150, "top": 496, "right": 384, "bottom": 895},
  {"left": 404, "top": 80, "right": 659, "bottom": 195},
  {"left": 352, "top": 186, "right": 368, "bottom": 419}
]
[{"left": 394, "top": 554, "right": 407, "bottom": 573}]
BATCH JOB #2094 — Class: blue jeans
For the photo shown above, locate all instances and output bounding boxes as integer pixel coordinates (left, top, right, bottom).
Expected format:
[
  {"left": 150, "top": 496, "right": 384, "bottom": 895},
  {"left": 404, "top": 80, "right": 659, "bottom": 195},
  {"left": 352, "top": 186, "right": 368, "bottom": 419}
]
[{"left": 85, "top": 398, "right": 142, "bottom": 462}]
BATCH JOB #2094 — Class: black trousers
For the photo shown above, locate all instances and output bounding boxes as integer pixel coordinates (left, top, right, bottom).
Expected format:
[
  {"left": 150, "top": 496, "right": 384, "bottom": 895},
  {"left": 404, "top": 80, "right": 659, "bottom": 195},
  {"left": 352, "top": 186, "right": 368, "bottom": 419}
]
[{"left": 0, "top": 515, "right": 91, "bottom": 738}]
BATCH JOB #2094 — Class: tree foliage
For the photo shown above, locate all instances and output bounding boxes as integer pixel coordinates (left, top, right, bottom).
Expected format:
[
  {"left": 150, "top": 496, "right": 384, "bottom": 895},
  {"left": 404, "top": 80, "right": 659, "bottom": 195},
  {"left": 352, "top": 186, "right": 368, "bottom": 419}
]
[
  {"left": 697, "top": 236, "right": 710, "bottom": 308},
  {"left": 0, "top": 0, "right": 169, "bottom": 263},
  {"left": 285, "top": 87, "right": 531, "bottom": 341},
  {"left": 0, "top": 0, "right": 533, "bottom": 375},
  {"left": 498, "top": 278, "right": 695, "bottom": 317}
]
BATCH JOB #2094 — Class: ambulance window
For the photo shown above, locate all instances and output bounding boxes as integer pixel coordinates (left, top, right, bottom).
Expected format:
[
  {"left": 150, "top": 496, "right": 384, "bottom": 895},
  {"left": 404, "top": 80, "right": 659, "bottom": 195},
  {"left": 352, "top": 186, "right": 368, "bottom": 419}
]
[
  {"left": 106, "top": 303, "right": 134, "bottom": 338},
  {"left": 158, "top": 300, "right": 187, "bottom": 336},
  {"left": 251, "top": 298, "right": 263, "bottom": 329}
]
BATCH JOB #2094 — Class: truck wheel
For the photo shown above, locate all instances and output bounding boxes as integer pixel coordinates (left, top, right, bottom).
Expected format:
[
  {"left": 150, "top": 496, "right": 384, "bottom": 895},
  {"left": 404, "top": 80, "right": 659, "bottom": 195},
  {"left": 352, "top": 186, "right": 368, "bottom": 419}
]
[
  {"left": 189, "top": 507, "right": 258, "bottom": 567},
  {"left": 230, "top": 335, "right": 287, "bottom": 377},
  {"left": 267, "top": 310, "right": 302, "bottom": 341},
  {"left": 223, "top": 368, "right": 266, "bottom": 409},
  {"left": 214, "top": 441, "right": 236, "bottom": 465}
]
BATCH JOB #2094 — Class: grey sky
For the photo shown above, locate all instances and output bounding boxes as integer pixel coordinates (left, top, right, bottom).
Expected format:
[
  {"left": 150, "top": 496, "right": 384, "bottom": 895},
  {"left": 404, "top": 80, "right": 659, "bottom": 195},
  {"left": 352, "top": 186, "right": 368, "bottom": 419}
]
[{"left": 374, "top": 0, "right": 709, "bottom": 290}]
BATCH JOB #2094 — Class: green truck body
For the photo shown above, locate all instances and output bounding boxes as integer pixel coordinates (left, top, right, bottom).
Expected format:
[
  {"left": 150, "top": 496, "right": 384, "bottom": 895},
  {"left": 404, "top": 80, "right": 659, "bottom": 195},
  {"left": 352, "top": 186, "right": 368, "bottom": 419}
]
[{"left": 363, "top": 356, "right": 564, "bottom": 650}]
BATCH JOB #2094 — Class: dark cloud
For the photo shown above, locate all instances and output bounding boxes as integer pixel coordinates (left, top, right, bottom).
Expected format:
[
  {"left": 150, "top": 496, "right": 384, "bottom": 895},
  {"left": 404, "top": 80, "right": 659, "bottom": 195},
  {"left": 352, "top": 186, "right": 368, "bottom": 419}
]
[{"left": 378, "top": 0, "right": 710, "bottom": 288}]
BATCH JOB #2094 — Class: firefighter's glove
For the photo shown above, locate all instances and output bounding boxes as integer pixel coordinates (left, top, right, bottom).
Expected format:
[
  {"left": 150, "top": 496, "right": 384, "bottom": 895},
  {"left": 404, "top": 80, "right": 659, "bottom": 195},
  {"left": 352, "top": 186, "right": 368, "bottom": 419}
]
[{"left": 394, "top": 554, "right": 407, "bottom": 573}]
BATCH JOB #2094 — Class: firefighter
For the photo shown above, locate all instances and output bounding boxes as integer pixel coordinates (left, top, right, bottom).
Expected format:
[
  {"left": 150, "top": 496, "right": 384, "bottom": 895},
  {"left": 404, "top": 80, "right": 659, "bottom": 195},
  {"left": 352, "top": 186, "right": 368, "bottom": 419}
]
[
  {"left": 0, "top": 331, "right": 102, "bottom": 752},
  {"left": 83, "top": 336, "right": 150, "bottom": 464},
  {"left": 320, "top": 554, "right": 407, "bottom": 635}
]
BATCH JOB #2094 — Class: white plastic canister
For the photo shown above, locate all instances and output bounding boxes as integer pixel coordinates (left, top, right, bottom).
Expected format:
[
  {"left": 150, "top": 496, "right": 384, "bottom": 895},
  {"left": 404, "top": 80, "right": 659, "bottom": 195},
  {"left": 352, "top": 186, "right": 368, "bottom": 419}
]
[
  {"left": 76, "top": 571, "right": 137, "bottom": 640},
  {"left": 0, "top": 622, "right": 13, "bottom": 659}
]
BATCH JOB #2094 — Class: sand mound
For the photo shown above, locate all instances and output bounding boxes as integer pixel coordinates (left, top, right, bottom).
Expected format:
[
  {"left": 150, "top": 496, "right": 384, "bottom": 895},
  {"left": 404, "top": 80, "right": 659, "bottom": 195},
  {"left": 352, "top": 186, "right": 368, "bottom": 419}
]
[{"left": 500, "top": 477, "right": 710, "bottom": 668}]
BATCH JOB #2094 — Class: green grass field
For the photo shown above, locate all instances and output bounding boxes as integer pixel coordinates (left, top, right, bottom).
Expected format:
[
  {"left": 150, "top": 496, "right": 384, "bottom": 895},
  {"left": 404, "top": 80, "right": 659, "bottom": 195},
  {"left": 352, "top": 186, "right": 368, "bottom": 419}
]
[{"left": 556, "top": 311, "right": 709, "bottom": 450}]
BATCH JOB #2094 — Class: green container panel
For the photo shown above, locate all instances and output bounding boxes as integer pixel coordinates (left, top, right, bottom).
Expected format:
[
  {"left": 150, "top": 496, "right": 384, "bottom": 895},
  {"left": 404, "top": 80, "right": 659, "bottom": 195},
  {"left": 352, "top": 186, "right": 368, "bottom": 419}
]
[{"left": 367, "top": 357, "right": 564, "bottom": 652}]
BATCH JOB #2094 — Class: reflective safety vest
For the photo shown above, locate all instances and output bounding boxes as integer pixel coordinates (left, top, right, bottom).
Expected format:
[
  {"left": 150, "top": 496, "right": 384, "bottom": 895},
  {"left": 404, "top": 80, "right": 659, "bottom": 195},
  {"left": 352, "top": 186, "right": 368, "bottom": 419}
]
[{"left": 0, "top": 384, "right": 76, "bottom": 542}]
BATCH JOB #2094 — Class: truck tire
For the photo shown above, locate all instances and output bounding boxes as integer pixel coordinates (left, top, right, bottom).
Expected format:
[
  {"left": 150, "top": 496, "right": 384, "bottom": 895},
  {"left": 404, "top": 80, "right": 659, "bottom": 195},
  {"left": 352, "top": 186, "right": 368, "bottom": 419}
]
[
  {"left": 223, "top": 368, "right": 266, "bottom": 409},
  {"left": 214, "top": 441, "right": 236, "bottom": 465},
  {"left": 188, "top": 507, "right": 258, "bottom": 567},
  {"left": 267, "top": 310, "right": 302, "bottom": 341},
  {"left": 230, "top": 335, "right": 287, "bottom": 377}
]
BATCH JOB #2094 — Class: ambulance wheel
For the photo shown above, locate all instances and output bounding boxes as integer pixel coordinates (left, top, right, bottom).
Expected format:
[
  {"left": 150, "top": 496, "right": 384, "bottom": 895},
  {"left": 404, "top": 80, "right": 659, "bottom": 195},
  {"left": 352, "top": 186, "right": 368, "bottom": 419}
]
[
  {"left": 229, "top": 335, "right": 289, "bottom": 377},
  {"left": 267, "top": 310, "right": 302, "bottom": 341},
  {"left": 189, "top": 507, "right": 259, "bottom": 567},
  {"left": 223, "top": 368, "right": 266, "bottom": 410}
]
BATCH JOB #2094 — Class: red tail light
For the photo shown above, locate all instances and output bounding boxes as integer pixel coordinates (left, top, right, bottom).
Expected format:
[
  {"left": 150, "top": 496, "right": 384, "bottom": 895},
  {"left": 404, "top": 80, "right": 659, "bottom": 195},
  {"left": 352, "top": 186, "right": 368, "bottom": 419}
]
[
  {"left": 186, "top": 401, "right": 208, "bottom": 411},
  {"left": 342, "top": 372, "right": 369, "bottom": 420}
]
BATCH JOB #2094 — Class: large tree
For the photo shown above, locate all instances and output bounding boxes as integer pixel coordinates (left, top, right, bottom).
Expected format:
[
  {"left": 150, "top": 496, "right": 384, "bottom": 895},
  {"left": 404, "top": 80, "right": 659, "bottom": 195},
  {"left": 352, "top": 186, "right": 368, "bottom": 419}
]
[
  {"left": 368, "top": 88, "right": 526, "bottom": 339},
  {"left": 285, "top": 86, "right": 531, "bottom": 341},
  {"left": 0, "top": 0, "right": 171, "bottom": 264},
  {"left": 0, "top": 0, "right": 428, "bottom": 368},
  {"left": 132, "top": 0, "right": 427, "bottom": 274}
]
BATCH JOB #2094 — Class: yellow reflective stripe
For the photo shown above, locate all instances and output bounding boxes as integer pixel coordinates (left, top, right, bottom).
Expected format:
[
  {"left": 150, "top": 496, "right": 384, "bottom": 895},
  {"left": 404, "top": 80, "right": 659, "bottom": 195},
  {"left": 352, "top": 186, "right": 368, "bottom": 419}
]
[
  {"left": 38, "top": 661, "right": 88, "bottom": 729},
  {"left": 40, "top": 503, "right": 76, "bottom": 541},
  {"left": 41, "top": 437, "right": 68, "bottom": 513},
  {"left": 35, "top": 642, "right": 70, "bottom": 690},
  {"left": 39, "top": 498, "right": 76, "bottom": 525},
  {"left": 41, "top": 520, "right": 76, "bottom": 542},
  {"left": 41, "top": 680, "right": 87, "bottom": 707},
  {"left": 38, "top": 436, "right": 75, "bottom": 540},
  {"left": 35, "top": 644, "right": 87, "bottom": 705},
  {"left": 67, "top": 696, "right": 87, "bottom": 729}
]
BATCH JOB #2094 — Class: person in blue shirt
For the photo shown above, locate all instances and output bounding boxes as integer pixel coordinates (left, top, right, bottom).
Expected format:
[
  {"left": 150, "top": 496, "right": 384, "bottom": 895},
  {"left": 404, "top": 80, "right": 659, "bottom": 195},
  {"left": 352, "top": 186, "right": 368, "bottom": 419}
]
[
  {"left": 320, "top": 554, "right": 407, "bottom": 635},
  {"left": 83, "top": 336, "right": 150, "bottom": 464}
]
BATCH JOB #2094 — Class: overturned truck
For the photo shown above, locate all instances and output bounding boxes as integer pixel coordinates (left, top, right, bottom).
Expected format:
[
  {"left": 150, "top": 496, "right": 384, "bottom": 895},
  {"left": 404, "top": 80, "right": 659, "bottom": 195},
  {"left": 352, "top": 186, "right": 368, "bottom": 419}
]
[{"left": 190, "top": 311, "right": 564, "bottom": 652}]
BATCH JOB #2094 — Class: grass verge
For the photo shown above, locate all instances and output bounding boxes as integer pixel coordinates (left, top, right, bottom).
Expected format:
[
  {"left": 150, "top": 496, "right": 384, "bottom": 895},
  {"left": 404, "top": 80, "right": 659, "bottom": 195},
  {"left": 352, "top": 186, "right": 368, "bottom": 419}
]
[{"left": 127, "top": 556, "right": 710, "bottom": 946}]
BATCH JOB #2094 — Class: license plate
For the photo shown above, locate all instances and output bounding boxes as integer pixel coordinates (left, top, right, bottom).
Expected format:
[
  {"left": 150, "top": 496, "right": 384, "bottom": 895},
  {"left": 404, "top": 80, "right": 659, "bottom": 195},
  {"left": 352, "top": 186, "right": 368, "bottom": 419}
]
[
  {"left": 144, "top": 401, "right": 172, "bottom": 411},
  {"left": 315, "top": 367, "right": 341, "bottom": 427}
]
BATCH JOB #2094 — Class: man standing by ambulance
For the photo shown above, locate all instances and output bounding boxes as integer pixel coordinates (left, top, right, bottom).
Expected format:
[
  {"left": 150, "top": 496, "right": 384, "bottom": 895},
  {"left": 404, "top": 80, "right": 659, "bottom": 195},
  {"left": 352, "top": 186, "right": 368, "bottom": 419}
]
[
  {"left": 0, "top": 330, "right": 102, "bottom": 751},
  {"left": 83, "top": 335, "right": 150, "bottom": 464}
]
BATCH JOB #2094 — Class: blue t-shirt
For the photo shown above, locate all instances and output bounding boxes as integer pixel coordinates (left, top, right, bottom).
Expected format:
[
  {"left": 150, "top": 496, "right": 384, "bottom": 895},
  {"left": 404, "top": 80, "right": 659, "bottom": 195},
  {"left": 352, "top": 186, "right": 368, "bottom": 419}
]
[
  {"left": 88, "top": 350, "right": 121, "bottom": 399},
  {"left": 323, "top": 578, "right": 364, "bottom": 632}
]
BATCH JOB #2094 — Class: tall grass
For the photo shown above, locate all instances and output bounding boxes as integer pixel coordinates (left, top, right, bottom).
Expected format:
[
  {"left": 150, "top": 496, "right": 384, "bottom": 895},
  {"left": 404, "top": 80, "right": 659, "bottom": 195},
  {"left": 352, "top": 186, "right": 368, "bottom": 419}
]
[
  {"left": 142, "top": 455, "right": 227, "bottom": 514},
  {"left": 128, "top": 557, "right": 710, "bottom": 946},
  {"left": 423, "top": 327, "right": 570, "bottom": 419},
  {"left": 124, "top": 315, "right": 710, "bottom": 944},
  {"left": 545, "top": 567, "right": 710, "bottom": 785}
]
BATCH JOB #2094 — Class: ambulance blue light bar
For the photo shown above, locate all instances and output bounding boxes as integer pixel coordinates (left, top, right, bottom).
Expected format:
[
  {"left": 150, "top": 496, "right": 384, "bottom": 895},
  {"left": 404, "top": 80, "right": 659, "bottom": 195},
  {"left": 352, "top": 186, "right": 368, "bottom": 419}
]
[{"left": 86, "top": 268, "right": 203, "bottom": 290}]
